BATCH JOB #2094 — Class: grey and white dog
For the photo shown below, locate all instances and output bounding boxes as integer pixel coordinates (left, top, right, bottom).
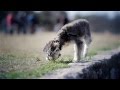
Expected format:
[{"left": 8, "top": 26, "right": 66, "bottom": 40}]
[{"left": 43, "top": 19, "right": 92, "bottom": 62}]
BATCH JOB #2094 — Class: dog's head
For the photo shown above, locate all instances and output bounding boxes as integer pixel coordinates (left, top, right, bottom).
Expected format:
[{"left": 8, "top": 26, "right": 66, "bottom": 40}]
[{"left": 43, "top": 40, "right": 61, "bottom": 61}]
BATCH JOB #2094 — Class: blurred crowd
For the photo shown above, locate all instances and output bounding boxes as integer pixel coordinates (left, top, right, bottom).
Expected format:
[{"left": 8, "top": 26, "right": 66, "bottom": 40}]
[
  {"left": 0, "top": 11, "right": 39, "bottom": 34},
  {"left": 0, "top": 11, "right": 70, "bottom": 35},
  {"left": 1, "top": 11, "right": 120, "bottom": 35}
]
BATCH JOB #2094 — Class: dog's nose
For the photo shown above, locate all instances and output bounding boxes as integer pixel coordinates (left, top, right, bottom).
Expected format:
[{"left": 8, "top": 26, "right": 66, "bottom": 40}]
[{"left": 59, "top": 54, "right": 61, "bottom": 57}]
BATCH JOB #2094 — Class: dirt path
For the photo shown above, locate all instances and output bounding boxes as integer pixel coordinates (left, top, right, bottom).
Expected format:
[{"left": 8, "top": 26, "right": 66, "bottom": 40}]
[{"left": 40, "top": 47, "right": 120, "bottom": 79}]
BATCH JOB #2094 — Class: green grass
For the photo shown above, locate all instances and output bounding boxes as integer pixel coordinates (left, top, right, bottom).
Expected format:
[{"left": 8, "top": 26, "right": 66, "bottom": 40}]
[
  {"left": 86, "top": 42, "right": 120, "bottom": 61},
  {"left": 0, "top": 61, "right": 69, "bottom": 79},
  {"left": 88, "top": 50, "right": 98, "bottom": 57},
  {"left": 0, "top": 53, "right": 71, "bottom": 79},
  {"left": 88, "top": 42, "right": 120, "bottom": 56}
]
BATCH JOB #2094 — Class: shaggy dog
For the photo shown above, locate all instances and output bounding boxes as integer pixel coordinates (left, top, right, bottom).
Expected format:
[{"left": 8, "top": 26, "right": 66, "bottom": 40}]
[{"left": 43, "top": 19, "right": 92, "bottom": 62}]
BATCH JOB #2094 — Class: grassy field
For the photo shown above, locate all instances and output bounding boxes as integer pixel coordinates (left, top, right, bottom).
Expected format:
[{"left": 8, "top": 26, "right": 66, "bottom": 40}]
[{"left": 0, "top": 31, "right": 120, "bottom": 79}]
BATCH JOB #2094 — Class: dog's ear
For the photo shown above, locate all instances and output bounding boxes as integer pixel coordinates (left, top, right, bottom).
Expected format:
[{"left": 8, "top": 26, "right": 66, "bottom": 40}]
[
  {"left": 43, "top": 41, "right": 53, "bottom": 52},
  {"left": 43, "top": 43, "right": 48, "bottom": 52}
]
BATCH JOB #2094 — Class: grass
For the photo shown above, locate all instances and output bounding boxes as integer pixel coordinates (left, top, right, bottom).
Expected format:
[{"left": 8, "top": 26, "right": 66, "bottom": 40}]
[
  {"left": 88, "top": 41, "right": 120, "bottom": 56},
  {"left": 0, "top": 52, "right": 71, "bottom": 79},
  {"left": 0, "top": 61, "right": 69, "bottom": 79},
  {"left": 0, "top": 31, "right": 120, "bottom": 79}
]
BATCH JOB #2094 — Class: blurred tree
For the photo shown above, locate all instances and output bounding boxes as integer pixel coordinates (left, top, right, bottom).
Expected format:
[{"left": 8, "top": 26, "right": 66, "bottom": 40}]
[
  {"left": 112, "top": 13, "right": 120, "bottom": 34},
  {"left": 74, "top": 13, "right": 120, "bottom": 34}
]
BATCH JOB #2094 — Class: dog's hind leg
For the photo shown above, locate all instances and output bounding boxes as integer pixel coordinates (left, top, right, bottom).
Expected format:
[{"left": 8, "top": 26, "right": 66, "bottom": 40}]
[
  {"left": 81, "top": 41, "right": 88, "bottom": 58},
  {"left": 73, "top": 39, "right": 88, "bottom": 63}
]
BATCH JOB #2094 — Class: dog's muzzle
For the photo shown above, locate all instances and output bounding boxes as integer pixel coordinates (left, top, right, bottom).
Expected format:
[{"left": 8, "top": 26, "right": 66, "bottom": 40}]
[{"left": 46, "top": 53, "right": 61, "bottom": 61}]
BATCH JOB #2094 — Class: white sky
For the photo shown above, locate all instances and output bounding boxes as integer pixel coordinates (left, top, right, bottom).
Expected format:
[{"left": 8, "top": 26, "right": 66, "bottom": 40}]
[
  {"left": 66, "top": 11, "right": 120, "bottom": 19},
  {"left": 34, "top": 11, "right": 120, "bottom": 19}
]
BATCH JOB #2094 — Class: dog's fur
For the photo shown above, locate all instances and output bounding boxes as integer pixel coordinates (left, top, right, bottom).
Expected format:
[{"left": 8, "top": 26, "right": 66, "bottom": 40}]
[{"left": 43, "top": 19, "right": 92, "bottom": 62}]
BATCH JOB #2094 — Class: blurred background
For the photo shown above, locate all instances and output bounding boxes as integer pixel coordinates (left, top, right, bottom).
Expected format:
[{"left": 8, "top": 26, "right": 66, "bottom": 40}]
[
  {"left": 0, "top": 11, "right": 120, "bottom": 79},
  {"left": 1, "top": 11, "right": 120, "bottom": 34}
]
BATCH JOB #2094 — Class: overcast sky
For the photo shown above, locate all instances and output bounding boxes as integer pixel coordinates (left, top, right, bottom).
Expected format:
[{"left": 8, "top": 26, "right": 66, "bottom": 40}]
[{"left": 66, "top": 11, "right": 120, "bottom": 19}]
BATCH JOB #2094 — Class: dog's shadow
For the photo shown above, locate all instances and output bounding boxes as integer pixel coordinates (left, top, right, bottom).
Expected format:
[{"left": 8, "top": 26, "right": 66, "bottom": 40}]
[
  {"left": 55, "top": 60, "right": 90, "bottom": 64},
  {"left": 51, "top": 56, "right": 91, "bottom": 64},
  {"left": 57, "top": 60, "right": 73, "bottom": 64}
]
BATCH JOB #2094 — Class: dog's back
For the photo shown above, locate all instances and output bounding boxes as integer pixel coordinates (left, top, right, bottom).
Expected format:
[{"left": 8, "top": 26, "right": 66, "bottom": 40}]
[{"left": 57, "top": 19, "right": 91, "bottom": 43}]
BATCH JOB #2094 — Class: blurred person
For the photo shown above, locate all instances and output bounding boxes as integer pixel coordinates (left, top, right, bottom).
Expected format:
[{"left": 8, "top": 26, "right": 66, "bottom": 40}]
[
  {"left": 15, "top": 12, "right": 27, "bottom": 34},
  {"left": 12, "top": 12, "right": 21, "bottom": 34},
  {"left": 6, "top": 12, "right": 14, "bottom": 34},
  {"left": 60, "top": 14, "right": 69, "bottom": 25},
  {"left": 26, "top": 13, "right": 34, "bottom": 33},
  {"left": 53, "top": 15, "right": 69, "bottom": 32},
  {"left": 63, "top": 16, "right": 69, "bottom": 25},
  {"left": 27, "top": 13, "right": 38, "bottom": 34},
  {"left": 21, "top": 12, "right": 27, "bottom": 34}
]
